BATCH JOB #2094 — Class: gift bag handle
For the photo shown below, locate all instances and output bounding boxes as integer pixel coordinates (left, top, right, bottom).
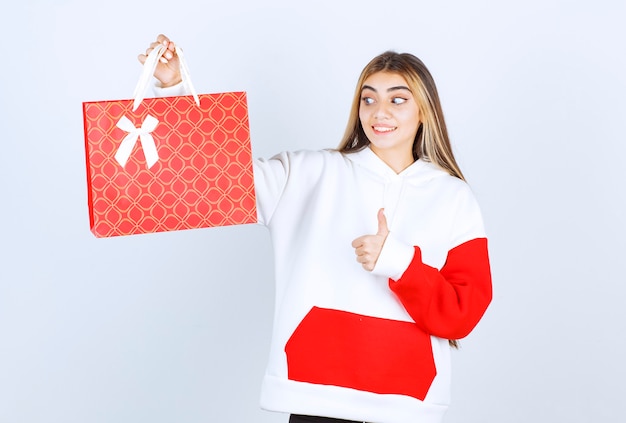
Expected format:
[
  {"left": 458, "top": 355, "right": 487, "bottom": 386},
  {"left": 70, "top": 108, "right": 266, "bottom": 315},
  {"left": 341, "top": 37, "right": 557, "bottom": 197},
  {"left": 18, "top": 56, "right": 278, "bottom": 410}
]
[{"left": 132, "top": 44, "right": 200, "bottom": 111}]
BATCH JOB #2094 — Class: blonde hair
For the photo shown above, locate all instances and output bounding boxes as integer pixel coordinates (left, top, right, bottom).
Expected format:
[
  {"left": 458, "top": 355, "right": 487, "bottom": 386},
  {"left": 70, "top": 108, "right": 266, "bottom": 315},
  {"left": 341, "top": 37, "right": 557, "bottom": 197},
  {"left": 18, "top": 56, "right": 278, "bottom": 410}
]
[
  {"left": 338, "top": 51, "right": 464, "bottom": 182},
  {"left": 339, "top": 52, "right": 464, "bottom": 348}
]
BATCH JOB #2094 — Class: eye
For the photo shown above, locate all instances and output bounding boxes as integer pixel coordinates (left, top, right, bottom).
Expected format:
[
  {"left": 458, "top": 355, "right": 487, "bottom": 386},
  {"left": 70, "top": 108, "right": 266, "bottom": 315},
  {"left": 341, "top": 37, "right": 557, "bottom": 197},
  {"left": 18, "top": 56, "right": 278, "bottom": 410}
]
[
  {"left": 361, "top": 96, "right": 375, "bottom": 105},
  {"left": 391, "top": 97, "right": 408, "bottom": 105}
]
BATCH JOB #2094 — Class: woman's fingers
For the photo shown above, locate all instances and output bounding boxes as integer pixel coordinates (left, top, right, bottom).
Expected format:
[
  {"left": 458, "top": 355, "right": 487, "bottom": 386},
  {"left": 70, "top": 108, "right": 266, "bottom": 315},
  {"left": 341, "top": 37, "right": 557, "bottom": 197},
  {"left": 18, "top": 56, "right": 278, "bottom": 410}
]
[
  {"left": 156, "top": 33, "right": 170, "bottom": 46},
  {"left": 137, "top": 34, "right": 183, "bottom": 87},
  {"left": 352, "top": 232, "right": 386, "bottom": 271},
  {"left": 156, "top": 34, "right": 177, "bottom": 62},
  {"left": 138, "top": 39, "right": 178, "bottom": 65}
]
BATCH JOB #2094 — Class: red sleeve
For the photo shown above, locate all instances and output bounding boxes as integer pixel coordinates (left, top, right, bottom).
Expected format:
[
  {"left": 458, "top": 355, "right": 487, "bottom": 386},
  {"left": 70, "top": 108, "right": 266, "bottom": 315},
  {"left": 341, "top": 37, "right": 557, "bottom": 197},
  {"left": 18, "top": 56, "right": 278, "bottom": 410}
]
[{"left": 388, "top": 237, "right": 492, "bottom": 340}]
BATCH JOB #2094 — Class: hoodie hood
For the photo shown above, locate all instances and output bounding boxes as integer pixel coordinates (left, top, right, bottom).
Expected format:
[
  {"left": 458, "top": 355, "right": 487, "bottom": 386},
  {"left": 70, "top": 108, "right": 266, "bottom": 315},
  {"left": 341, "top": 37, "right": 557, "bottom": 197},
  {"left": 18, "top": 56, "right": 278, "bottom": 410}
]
[
  {"left": 344, "top": 147, "right": 451, "bottom": 231},
  {"left": 344, "top": 146, "right": 449, "bottom": 186}
]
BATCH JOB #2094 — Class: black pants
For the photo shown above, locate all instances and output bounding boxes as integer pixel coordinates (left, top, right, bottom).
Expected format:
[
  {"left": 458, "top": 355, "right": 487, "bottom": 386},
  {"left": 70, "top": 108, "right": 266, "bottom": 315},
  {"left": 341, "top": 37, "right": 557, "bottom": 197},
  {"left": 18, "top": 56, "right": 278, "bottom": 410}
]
[{"left": 289, "top": 414, "right": 366, "bottom": 423}]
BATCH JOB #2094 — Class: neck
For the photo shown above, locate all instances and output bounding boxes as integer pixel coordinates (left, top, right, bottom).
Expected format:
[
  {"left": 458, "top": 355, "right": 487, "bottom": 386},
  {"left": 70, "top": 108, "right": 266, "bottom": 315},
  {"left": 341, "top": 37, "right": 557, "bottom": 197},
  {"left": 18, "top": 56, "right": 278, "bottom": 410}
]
[{"left": 370, "top": 147, "right": 414, "bottom": 174}]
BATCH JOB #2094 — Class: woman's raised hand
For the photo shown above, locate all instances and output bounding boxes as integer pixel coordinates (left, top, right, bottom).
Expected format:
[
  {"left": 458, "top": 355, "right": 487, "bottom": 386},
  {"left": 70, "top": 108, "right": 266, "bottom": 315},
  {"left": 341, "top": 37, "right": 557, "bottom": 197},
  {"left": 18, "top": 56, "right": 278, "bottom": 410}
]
[
  {"left": 351, "top": 209, "right": 389, "bottom": 272},
  {"left": 138, "top": 34, "right": 182, "bottom": 88}
]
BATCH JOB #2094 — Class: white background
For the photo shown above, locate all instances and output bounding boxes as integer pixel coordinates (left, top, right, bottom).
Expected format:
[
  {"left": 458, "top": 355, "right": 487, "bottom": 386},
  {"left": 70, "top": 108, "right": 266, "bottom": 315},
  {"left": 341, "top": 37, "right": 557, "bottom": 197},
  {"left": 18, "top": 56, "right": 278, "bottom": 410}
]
[{"left": 1, "top": 1, "right": 625, "bottom": 422}]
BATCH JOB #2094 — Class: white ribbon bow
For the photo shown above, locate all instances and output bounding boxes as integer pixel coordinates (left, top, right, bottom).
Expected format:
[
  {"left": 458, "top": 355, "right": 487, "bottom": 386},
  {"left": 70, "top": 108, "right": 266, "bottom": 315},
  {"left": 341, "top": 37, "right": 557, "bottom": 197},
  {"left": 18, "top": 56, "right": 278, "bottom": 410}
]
[{"left": 114, "top": 115, "right": 160, "bottom": 168}]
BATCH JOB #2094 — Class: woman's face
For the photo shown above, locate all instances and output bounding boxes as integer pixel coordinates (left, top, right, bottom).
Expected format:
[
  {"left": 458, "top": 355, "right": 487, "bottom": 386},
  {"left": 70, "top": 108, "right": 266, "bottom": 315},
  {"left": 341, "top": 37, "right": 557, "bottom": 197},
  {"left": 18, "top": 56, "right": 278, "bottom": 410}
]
[{"left": 359, "top": 71, "right": 420, "bottom": 172}]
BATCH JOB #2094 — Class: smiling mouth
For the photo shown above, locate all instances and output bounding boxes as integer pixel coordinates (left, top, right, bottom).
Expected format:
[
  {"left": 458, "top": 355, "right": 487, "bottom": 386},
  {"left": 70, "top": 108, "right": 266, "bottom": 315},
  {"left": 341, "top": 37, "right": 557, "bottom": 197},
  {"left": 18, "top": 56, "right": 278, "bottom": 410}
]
[{"left": 373, "top": 126, "right": 397, "bottom": 133}]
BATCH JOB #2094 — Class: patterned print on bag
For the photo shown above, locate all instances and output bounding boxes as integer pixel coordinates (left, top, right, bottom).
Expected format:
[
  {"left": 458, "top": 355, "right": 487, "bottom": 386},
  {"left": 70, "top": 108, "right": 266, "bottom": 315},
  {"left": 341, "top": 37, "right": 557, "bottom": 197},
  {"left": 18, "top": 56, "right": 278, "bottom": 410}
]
[{"left": 83, "top": 93, "right": 256, "bottom": 237}]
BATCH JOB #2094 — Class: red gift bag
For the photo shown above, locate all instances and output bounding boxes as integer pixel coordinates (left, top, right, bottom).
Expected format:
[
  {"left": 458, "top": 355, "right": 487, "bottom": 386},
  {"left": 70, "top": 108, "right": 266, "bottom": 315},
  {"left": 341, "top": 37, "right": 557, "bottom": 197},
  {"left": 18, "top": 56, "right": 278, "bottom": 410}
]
[{"left": 83, "top": 45, "right": 256, "bottom": 237}]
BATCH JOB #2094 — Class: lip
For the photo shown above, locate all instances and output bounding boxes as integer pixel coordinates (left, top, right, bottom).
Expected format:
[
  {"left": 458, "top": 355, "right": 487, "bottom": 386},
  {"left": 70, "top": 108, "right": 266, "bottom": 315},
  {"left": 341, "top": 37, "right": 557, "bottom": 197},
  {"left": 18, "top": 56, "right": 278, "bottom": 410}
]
[{"left": 372, "top": 125, "right": 397, "bottom": 134}]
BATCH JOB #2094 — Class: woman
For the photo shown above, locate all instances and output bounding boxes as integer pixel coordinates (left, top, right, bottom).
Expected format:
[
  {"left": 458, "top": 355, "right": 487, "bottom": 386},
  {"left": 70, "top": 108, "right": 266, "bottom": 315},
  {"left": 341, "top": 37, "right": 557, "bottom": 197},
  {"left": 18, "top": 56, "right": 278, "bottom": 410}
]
[{"left": 140, "top": 34, "right": 492, "bottom": 423}]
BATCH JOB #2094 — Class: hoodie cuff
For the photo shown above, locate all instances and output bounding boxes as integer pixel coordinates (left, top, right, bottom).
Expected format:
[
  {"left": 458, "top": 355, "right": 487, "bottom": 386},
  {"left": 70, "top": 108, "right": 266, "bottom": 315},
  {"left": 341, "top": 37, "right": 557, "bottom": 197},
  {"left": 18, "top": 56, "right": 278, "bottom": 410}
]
[
  {"left": 371, "top": 232, "right": 415, "bottom": 281},
  {"left": 153, "top": 81, "right": 189, "bottom": 98}
]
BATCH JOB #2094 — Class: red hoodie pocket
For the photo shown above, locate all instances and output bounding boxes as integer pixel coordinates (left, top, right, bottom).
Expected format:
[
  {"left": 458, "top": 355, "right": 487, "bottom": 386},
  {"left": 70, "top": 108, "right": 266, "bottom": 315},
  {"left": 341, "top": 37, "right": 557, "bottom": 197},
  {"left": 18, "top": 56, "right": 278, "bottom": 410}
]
[{"left": 285, "top": 307, "right": 436, "bottom": 400}]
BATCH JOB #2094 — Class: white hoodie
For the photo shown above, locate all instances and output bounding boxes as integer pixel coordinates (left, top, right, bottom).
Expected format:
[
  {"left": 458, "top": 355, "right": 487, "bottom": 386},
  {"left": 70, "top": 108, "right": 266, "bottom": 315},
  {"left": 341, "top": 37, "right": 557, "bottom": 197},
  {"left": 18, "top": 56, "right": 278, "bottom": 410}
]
[
  {"left": 153, "top": 83, "right": 491, "bottom": 422},
  {"left": 253, "top": 147, "right": 492, "bottom": 423}
]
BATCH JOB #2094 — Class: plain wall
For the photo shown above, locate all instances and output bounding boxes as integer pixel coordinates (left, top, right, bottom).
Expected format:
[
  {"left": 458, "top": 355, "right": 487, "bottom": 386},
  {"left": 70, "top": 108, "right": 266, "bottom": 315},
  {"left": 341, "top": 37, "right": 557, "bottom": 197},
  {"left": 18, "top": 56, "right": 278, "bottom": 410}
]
[{"left": 1, "top": 0, "right": 625, "bottom": 422}]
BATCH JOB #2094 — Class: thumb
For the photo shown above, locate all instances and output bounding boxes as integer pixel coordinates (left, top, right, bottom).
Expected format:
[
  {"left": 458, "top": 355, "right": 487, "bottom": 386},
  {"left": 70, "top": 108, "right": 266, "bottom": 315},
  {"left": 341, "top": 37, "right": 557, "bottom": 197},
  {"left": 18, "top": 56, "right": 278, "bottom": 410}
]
[{"left": 376, "top": 208, "right": 389, "bottom": 236}]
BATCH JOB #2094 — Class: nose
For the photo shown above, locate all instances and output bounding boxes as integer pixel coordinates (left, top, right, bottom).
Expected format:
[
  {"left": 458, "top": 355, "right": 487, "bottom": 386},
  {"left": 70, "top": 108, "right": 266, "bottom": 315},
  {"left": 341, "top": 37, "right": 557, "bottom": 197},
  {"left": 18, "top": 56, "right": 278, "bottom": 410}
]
[{"left": 373, "top": 102, "right": 391, "bottom": 120}]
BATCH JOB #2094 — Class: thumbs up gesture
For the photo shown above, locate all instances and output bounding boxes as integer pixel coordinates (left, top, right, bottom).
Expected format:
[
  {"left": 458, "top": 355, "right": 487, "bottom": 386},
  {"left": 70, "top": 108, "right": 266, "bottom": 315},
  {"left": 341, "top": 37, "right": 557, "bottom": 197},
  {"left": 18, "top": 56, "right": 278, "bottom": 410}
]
[{"left": 351, "top": 208, "right": 390, "bottom": 272}]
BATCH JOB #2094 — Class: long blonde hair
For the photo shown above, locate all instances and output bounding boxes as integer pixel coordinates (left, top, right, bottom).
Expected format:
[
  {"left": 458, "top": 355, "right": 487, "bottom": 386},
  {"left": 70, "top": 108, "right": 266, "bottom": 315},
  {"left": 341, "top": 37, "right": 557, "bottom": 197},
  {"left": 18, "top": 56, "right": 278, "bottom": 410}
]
[
  {"left": 338, "top": 51, "right": 464, "bottom": 182},
  {"left": 339, "top": 52, "right": 464, "bottom": 348}
]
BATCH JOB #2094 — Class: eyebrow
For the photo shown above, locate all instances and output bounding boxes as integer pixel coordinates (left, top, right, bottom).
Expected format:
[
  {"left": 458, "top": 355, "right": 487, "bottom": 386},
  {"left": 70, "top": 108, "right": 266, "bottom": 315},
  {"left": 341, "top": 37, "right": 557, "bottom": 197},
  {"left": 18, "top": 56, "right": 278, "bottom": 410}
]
[{"left": 361, "top": 84, "right": 412, "bottom": 93}]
